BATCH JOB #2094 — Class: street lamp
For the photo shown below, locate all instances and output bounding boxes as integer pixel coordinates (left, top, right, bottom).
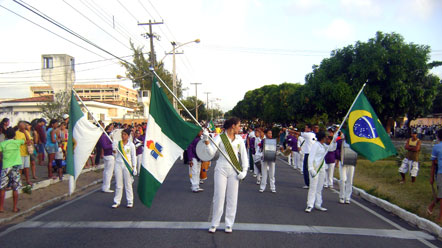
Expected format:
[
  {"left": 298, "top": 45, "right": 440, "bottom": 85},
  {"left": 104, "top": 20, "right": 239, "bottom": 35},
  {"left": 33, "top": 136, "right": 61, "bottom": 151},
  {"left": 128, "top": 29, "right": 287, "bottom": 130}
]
[{"left": 159, "top": 39, "right": 200, "bottom": 110}]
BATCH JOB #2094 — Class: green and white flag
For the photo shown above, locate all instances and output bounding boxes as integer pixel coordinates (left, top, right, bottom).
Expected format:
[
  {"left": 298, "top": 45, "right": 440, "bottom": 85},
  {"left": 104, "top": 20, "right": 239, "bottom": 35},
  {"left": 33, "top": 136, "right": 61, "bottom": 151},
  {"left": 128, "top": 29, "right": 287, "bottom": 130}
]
[
  {"left": 138, "top": 77, "right": 201, "bottom": 207},
  {"left": 66, "top": 91, "right": 103, "bottom": 195},
  {"left": 208, "top": 120, "right": 216, "bottom": 132}
]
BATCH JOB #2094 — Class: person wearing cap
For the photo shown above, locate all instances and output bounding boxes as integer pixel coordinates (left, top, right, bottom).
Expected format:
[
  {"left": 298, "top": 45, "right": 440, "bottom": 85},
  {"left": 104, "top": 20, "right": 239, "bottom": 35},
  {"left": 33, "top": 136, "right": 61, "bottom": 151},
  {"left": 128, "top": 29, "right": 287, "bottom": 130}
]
[{"left": 398, "top": 129, "right": 421, "bottom": 183}]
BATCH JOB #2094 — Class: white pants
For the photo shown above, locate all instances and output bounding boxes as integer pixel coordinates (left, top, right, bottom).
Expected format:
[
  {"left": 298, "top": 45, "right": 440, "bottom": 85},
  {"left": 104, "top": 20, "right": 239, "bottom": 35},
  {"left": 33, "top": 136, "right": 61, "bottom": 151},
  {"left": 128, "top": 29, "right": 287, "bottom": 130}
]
[
  {"left": 307, "top": 169, "right": 325, "bottom": 207},
  {"left": 287, "top": 152, "right": 292, "bottom": 165},
  {"left": 210, "top": 163, "right": 239, "bottom": 228},
  {"left": 398, "top": 158, "right": 419, "bottom": 177},
  {"left": 293, "top": 152, "right": 301, "bottom": 169},
  {"left": 113, "top": 161, "right": 134, "bottom": 205},
  {"left": 260, "top": 161, "right": 276, "bottom": 191},
  {"left": 339, "top": 165, "right": 355, "bottom": 201},
  {"left": 325, "top": 163, "right": 335, "bottom": 187},
  {"left": 189, "top": 158, "right": 201, "bottom": 191},
  {"left": 136, "top": 154, "right": 143, "bottom": 174},
  {"left": 102, "top": 155, "right": 115, "bottom": 191},
  {"left": 299, "top": 153, "right": 304, "bottom": 172}
]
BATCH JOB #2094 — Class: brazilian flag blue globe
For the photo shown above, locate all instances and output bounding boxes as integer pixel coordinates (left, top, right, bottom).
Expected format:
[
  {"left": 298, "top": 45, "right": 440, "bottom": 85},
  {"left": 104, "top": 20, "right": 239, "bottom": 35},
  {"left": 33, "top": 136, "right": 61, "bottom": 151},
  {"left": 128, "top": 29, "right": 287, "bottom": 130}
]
[{"left": 342, "top": 92, "right": 397, "bottom": 162}]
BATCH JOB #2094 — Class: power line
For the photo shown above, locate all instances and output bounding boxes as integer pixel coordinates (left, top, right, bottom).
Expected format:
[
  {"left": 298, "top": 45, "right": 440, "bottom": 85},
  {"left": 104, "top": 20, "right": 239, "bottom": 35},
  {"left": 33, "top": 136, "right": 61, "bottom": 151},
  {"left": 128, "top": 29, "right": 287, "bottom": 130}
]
[
  {"left": 62, "top": 0, "right": 131, "bottom": 50},
  {"left": 0, "top": 3, "right": 106, "bottom": 60},
  {"left": 13, "top": 0, "right": 131, "bottom": 64}
]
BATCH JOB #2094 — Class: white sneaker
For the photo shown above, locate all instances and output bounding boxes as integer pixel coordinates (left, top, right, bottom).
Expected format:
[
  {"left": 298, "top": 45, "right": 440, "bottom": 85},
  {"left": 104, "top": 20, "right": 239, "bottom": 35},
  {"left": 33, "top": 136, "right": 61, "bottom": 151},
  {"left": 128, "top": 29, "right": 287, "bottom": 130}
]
[
  {"left": 225, "top": 226, "right": 233, "bottom": 233},
  {"left": 345, "top": 199, "right": 351, "bottom": 204},
  {"left": 302, "top": 185, "right": 309, "bottom": 189},
  {"left": 324, "top": 185, "right": 329, "bottom": 189},
  {"left": 111, "top": 203, "right": 120, "bottom": 209},
  {"left": 208, "top": 226, "right": 216, "bottom": 233},
  {"left": 305, "top": 206, "right": 313, "bottom": 213},
  {"left": 192, "top": 188, "right": 204, "bottom": 193},
  {"left": 259, "top": 189, "right": 264, "bottom": 193},
  {"left": 102, "top": 189, "right": 114, "bottom": 193},
  {"left": 256, "top": 180, "right": 261, "bottom": 185},
  {"left": 127, "top": 203, "right": 134, "bottom": 208},
  {"left": 339, "top": 198, "right": 345, "bottom": 204},
  {"left": 253, "top": 174, "right": 257, "bottom": 178},
  {"left": 271, "top": 189, "right": 276, "bottom": 193},
  {"left": 200, "top": 180, "right": 204, "bottom": 184},
  {"left": 315, "top": 206, "right": 328, "bottom": 211}
]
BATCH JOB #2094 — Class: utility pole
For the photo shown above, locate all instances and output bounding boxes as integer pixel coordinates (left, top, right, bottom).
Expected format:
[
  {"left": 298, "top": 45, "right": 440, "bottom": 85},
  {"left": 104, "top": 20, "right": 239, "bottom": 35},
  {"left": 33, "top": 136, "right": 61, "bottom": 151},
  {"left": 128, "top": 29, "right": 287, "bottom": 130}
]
[
  {"left": 204, "top": 92, "right": 211, "bottom": 112},
  {"left": 190, "top": 83, "right": 202, "bottom": 121},
  {"left": 166, "top": 42, "right": 183, "bottom": 110},
  {"left": 138, "top": 20, "right": 163, "bottom": 68}
]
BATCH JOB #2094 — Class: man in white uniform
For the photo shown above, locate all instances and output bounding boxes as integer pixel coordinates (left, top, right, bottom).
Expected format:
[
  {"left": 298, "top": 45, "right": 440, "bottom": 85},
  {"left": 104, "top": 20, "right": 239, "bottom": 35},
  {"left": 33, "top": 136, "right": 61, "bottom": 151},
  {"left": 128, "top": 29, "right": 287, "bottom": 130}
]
[
  {"left": 300, "top": 124, "right": 317, "bottom": 189},
  {"left": 305, "top": 131, "right": 329, "bottom": 213},
  {"left": 260, "top": 129, "right": 277, "bottom": 193}
]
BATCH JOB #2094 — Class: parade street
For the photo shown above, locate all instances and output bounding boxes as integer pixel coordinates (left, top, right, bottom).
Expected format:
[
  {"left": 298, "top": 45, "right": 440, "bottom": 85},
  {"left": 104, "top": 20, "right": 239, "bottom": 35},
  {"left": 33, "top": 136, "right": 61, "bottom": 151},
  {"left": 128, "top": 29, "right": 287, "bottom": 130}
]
[{"left": 0, "top": 156, "right": 441, "bottom": 248}]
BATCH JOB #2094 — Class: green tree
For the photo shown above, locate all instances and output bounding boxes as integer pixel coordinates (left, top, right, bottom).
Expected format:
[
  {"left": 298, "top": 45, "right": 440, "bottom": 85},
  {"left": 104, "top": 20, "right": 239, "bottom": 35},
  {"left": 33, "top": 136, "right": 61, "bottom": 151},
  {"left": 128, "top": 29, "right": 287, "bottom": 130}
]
[
  {"left": 39, "top": 91, "right": 70, "bottom": 120},
  {"left": 120, "top": 42, "right": 182, "bottom": 101},
  {"left": 181, "top": 96, "right": 209, "bottom": 121}
]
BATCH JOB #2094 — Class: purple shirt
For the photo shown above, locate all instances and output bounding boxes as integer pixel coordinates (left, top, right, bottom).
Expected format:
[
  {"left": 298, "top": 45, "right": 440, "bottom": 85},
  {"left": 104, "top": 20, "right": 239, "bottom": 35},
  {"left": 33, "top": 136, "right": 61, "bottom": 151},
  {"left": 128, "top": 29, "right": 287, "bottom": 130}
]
[
  {"left": 286, "top": 135, "right": 298, "bottom": 151},
  {"left": 134, "top": 135, "right": 145, "bottom": 156},
  {"left": 249, "top": 137, "right": 256, "bottom": 155},
  {"left": 98, "top": 133, "right": 113, "bottom": 156},
  {"left": 335, "top": 138, "right": 343, "bottom": 161},
  {"left": 187, "top": 136, "right": 201, "bottom": 162}
]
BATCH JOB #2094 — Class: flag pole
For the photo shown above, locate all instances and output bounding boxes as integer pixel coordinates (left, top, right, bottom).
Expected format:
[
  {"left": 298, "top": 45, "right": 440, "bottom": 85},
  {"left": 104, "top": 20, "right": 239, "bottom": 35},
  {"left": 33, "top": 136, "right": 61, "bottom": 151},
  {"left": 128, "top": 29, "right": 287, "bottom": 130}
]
[
  {"left": 149, "top": 68, "right": 241, "bottom": 174},
  {"left": 314, "top": 82, "right": 367, "bottom": 176},
  {"left": 71, "top": 89, "right": 135, "bottom": 175}
]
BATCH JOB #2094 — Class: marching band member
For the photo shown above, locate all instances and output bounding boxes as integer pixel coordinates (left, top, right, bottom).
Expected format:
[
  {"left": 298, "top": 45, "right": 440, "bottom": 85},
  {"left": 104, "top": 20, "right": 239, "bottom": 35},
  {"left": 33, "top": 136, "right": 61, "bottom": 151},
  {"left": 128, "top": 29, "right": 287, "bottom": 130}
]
[
  {"left": 305, "top": 131, "right": 329, "bottom": 213},
  {"left": 324, "top": 128, "right": 337, "bottom": 189},
  {"left": 98, "top": 124, "right": 115, "bottom": 193},
  {"left": 297, "top": 132, "right": 305, "bottom": 174},
  {"left": 260, "top": 129, "right": 277, "bottom": 193},
  {"left": 300, "top": 124, "right": 317, "bottom": 189},
  {"left": 203, "top": 117, "right": 248, "bottom": 233},
  {"left": 254, "top": 128, "right": 264, "bottom": 185},
  {"left": 112, "top": 129, "right": 137, "bottom": 209},
  {"left": 187, "top": 130, "right": 204, "bottom": 193},
  {"left": 133, "top": 129, "right": 145, "bottom": 175},
  {"left": 287, "top": 129, "right": 298, "bottom": 169}
]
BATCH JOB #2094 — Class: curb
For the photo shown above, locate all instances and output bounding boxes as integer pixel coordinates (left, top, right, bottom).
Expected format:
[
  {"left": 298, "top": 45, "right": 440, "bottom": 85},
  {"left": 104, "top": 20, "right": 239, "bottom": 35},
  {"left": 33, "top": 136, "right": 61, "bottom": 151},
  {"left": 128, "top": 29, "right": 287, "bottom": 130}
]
[
  {"left": 351, "top": 185, "right": 442, "bottom": 239},
  {"left": 5, "top": 164, "right": 104, "bottom": 199},
  {"left": 332, "top": 177, "right": 442, "bottom": 239},
  {"left": 0, "top": 178, "right": 103, "bottom": 225}
]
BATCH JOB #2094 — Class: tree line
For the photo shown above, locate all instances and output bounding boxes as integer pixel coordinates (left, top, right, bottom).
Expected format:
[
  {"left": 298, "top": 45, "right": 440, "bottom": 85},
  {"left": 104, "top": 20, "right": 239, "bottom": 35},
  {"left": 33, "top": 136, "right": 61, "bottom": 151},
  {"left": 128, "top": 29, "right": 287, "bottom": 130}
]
[{"left": 226, "top": 32, "right": 442, "bottom": 129}]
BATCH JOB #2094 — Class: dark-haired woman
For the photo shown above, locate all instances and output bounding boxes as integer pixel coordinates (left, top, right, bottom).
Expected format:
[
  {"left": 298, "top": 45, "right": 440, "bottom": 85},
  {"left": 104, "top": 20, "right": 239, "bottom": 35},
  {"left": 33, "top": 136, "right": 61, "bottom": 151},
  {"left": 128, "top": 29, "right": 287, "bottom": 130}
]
[
  {"left": 0, "top": 118, "right": 10, "bottom": 134},
  {"left": 305, "top": 131, "right": 330, "bottom": 213},
  {"left": 112, "top": 129, "right": 136, "bottom": 209},
  {"left": 45, "top": 119, "right": 59, "bottom": 179},
  {"left": 203, "top": 117, "right": 248, "bottom": 233}
]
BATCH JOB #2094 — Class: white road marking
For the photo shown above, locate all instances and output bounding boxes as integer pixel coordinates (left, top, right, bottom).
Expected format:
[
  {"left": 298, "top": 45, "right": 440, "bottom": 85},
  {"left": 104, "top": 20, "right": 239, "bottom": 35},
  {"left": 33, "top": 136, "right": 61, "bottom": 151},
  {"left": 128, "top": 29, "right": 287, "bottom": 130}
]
[{"left": 20, "top": 220, "right": 434, "bottom": 240}]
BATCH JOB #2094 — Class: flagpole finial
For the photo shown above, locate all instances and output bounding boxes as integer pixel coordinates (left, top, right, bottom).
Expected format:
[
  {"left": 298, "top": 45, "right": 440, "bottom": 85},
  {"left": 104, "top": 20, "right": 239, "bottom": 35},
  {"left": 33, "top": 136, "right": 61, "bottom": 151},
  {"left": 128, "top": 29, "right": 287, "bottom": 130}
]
[{"left": 149, "top": 66, "right": 154, "bottom": 71}]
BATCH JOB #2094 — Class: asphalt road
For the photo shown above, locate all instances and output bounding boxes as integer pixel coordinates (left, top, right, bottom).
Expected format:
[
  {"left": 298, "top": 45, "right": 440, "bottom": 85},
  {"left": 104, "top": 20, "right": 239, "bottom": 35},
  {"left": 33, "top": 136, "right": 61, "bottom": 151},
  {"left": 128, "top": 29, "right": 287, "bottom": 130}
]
[{"left": 0, "top": 156, "right": 441, "bottom": 248}]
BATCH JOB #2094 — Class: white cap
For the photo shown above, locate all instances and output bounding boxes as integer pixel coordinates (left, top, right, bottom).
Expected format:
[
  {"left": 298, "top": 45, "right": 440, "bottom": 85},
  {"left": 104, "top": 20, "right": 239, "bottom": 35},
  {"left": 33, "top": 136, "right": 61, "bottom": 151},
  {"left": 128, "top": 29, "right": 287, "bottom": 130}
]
[{"left": 63, "top": 114, "right": 69, "bottom": 120}]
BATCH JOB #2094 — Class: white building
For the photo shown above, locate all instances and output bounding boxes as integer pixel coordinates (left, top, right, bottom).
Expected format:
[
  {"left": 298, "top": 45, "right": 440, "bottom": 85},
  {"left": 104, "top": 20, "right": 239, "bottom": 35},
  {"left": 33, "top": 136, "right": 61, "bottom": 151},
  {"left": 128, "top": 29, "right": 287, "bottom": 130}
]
[
  {"left": 0, "top": 95, "right": 134, "bottom": 126},
  {"left": 41, "top": 54, "right": 75, "bottom": 95}
]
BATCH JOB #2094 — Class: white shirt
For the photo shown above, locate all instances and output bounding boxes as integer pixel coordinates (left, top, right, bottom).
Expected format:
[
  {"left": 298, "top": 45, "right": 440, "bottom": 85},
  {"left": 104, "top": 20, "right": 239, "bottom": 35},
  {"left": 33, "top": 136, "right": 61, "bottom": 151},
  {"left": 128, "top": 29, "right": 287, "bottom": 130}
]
[
  {"left": 308, "top": 141, "right": 328, "bottom": 171},
  {"left": 205, "top": 133, "right": 249, "bottom": 172},
  {"left": 300, "top": 132, "right": 316, "bottom": 154},
  {"left": 253, "top": 137, "right": 262, "bottom": 162},
  {"left": 113, "top": 140, "right": 137, "bottom": 168},
  {"left": 297, "top": 136, "right": 305, "bottom": 154}
]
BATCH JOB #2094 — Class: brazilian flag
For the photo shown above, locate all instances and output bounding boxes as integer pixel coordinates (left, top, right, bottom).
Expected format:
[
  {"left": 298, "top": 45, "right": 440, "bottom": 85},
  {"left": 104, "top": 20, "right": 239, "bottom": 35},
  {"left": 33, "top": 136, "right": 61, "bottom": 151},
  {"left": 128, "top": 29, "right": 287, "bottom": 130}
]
[{"left": 342, "top": 92, "right": 396, "bottom": 162}]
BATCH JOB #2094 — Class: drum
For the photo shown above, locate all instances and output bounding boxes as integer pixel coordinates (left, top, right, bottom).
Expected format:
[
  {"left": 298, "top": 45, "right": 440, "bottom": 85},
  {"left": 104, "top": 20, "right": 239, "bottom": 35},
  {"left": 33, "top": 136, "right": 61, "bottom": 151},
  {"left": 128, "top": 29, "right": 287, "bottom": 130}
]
[
  {"left": 342, "top": 142, "right": 358, "bottom": 166},
  {"left": 196, "top": 140, "right": 219, "bottom": 162},
  {"left": 263, "top": 138, "right": 277, "bottom": 162}
]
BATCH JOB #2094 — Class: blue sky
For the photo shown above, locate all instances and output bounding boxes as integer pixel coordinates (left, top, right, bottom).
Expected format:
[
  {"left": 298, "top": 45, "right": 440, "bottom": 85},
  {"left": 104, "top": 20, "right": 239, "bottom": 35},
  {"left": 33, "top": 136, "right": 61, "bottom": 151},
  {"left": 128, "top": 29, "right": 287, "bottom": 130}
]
[{"left": 0, "top": 0, "right": 441, "bottom": 111}]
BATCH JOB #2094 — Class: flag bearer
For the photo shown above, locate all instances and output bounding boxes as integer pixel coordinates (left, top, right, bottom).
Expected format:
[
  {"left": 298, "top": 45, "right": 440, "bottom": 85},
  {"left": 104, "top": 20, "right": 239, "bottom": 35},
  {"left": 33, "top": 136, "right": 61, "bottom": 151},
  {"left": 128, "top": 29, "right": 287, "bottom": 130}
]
[
  {"left": 112, "top": 129, "right": 137, "bottom": 209},
  {"left": 203, "top": 117, "right": 248, "bottom": 233},
  {"left": 187, "top": 130, "right": 204, "bottom": 193},
  {"left": 305, "top": 131, "right": 329, "bottom": 213}
]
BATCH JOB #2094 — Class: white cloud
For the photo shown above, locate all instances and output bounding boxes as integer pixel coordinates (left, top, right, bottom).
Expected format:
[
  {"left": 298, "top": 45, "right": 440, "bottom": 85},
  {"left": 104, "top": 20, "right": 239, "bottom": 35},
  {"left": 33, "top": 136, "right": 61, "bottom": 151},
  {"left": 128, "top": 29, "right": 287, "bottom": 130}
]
[
  {"left": 314, "top": 19, "right": 355, "bottom": 44},
  {"left": 339, "top": 0, "right": 382, "bottom": 18}
]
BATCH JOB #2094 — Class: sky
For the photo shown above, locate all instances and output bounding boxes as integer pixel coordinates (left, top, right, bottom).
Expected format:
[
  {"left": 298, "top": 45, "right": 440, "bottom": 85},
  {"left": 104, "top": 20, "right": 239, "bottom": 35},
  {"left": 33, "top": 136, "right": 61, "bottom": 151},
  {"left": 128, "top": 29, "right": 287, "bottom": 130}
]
[{"left": 0, "top": 0, "right": 441, "bottom": 112}]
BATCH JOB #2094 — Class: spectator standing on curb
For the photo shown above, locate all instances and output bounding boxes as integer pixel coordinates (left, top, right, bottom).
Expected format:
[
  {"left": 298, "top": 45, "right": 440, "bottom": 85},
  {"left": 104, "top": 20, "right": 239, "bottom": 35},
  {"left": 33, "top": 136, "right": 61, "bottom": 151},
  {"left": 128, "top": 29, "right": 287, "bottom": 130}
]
[
  {"left": 0, "top": 127, "right": 24, "bottom": 213},
  {"left": 35, "top": 118, "right": 46, "bottom": 166},
  {"left": 27, "top": 122, "right": 38, "bottom": 179},
  {"left": 399, "top": 129, "right": 421, "bottom": 183},
  {"left": 15, "top": 121, "right": 33, "bottom": 186},
  {"left": 45, "top": 119, "right": 59, "bottom": 179},
  {"left": 427, "top": 129, "right": 442, "bottom": 223}
]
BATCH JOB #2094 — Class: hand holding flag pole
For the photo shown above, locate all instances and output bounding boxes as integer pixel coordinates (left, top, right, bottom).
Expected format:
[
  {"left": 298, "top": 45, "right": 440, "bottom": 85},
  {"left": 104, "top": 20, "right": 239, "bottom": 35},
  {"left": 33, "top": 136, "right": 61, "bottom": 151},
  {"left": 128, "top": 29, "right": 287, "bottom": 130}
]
[
  {"left": 149, "top": 68, "right": 241, "bottom": 175},
  {"left": 313, "top": 82, "right": 367, "bottom": 176}
]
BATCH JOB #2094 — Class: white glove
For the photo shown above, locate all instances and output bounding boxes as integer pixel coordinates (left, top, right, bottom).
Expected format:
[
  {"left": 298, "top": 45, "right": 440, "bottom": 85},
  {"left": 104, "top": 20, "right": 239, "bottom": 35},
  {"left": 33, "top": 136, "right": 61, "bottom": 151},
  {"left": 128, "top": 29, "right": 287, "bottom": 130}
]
[
  {"left": 132, "top": 167, "right": 138, "bottom": 176},
  {"left": 237, "top": 171, "right": 247, "bottom": 180},
  {"left": 202, "top": 130, "right": 210, "bottom": 142},
  {"left": 309, "top": 169, "right": 317, "bottom": 177}
]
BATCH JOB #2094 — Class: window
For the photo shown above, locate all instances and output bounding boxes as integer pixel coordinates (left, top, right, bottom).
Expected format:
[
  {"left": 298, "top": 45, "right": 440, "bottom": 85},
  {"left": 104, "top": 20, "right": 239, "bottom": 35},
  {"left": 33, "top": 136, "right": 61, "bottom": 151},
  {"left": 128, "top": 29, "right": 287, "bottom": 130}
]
[
  {"left": 70, "top": 58, "right": 75, "bottom": 71},
  {"left": 43, "top": 57, "right": 53, "bottom": 69}
]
